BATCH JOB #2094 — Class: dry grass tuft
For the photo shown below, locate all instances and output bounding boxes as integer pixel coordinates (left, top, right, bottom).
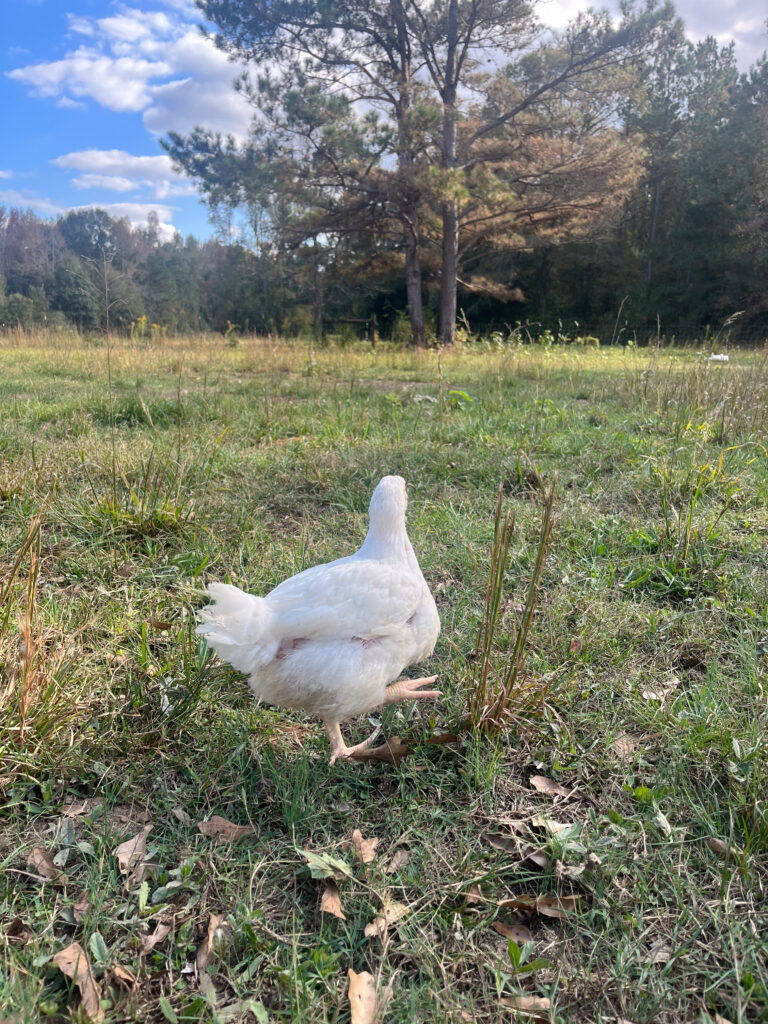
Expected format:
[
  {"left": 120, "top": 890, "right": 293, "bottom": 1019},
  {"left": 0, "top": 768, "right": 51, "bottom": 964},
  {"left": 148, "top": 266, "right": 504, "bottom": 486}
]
[{"left": 465, "top": 480, "right": 557, "bottom": 732}]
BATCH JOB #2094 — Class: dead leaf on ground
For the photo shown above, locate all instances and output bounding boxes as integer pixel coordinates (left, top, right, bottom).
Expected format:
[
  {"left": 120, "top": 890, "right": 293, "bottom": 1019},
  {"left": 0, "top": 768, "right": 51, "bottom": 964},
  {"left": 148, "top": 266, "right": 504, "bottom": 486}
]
[
  {"left": 196, "top": 913, "right": 231, "bottom": 974},
  {"left": 110, "top": 965, "right": 136, "bottom": 987},
  {"left": 350, "top": 829, "right": 379, "bottom": 865},
  {"left": 60, "top": 797, "right": 103, "bottom": 818},
  {"left": 364, "top": 895, "right": 411, "bottom": 940},
  {"left": 569, "top": 638, "right": 583, "bottom": 654},
  {"left": 52, "top": 941, "right": 103, "bottom": 1022},
  {"left": 27, "top": 846, "right": 68, "bottom": 885},
  {"left": 465, "top": 883, "right": 483, "bottom": 906},
  {"left": 707, "top": 837, "right": 739, "bottom": 859},
  {"left": 485, "top": 831, "right": 521, "bottom": 855},
  {"left": 350, "top": 736, "right": 412, "bottom": 764},
  {"left": 320, "top": 881, "right": 347, "bottom": 921},
  {"left": 492, "top": 920, "right": 533, "bottom": 943},
  {"left": 425, "top": 731, "right": 461, "bottom": 747},
  {"left": 172, "top": 806, "right": 192, "bottom": 827},
  {"left": 500, "top": 994, "right": 552, "bottom": 1021},
  {"left": 140, "top": 921, "right": 171, "bottom": 953},
  {"left": 301, "top": 849, "right": 354, "bottom": 882},
  {"left": 114, "top": 824, "right": 153, "bottom": 886},
  {"left": 73, "top": 891, "right": 90, "bottom": 923},
  {"left": 648, "top": 941, "right": 671, "bottom": 965},
  {"left": 385, "top": 848, "right": 411, "bottom": 874},
  {"left": 147, "top": 618, "right": 172, "bottom": 631},
  {"left": 197, "top": 815, "right": 255, "bottom": 843},
  {"left": 347, "top": 969, "right": 378, "bottom": 1024},
  {"left": 529, "top": 816, "right": 572, "bottom": 834},
  {"left": 498, "top": 894, "right": 579, "bottom": 920},
  {"left": 642, "top": 675, "right": 681, "bottom": 703},
  {"left": 522, "top": 848, "right": 550, "bottom": 871},
  {"left": 611, "top": 733, "right": 643, "bottom": 759},
  {"left": 7, "top": 917, "right": 33, "bottom": 945},
  {"left": 530, "top": 776, "right": 571, "bottom": 799}
]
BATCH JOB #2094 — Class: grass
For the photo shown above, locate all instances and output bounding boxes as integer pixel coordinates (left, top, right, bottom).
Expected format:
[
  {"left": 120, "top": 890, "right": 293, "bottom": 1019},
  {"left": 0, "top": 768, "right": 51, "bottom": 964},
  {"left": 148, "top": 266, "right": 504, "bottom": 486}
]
[{"left": 1, "top": 329, "right": 767, "bottom": 1024}]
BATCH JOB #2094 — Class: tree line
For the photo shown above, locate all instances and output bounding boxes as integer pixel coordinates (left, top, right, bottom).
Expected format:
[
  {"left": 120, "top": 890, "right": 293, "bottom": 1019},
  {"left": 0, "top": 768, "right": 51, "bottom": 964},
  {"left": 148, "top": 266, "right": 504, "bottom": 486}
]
[
  {"left": 163, "top": 0, "right": 768, "bottom": 343},
  {"left": 1, "top": 1, "right": 766, "bottom": 344}
]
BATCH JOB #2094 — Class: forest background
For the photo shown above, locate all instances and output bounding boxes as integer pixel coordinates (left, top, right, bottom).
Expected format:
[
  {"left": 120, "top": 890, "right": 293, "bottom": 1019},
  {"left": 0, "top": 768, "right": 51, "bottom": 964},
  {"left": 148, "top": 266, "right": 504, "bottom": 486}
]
[{"left": 1, "top": 0, "right": 766, "bottom": 345}]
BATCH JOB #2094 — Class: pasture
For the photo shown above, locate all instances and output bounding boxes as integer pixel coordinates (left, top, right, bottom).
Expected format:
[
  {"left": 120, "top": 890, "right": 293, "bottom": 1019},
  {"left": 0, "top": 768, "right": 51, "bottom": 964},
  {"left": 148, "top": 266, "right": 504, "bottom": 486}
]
[{"left": 1, "top": 332, "right": 766, "bottom": 1023}]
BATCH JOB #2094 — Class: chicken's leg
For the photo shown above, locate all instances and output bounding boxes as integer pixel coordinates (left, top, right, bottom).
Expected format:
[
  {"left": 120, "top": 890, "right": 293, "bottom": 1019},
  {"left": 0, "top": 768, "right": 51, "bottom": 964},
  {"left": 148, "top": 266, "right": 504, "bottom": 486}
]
[
  {"left": 324, "top": 719, "right": 381, "bottom": 765},
  {"left": 383, "top": 675, "right": 442, "bottom": 705}
]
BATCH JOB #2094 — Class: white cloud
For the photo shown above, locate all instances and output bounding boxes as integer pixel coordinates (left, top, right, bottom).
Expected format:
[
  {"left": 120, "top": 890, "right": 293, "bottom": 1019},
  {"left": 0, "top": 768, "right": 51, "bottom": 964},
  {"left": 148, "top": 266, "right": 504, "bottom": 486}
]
[
  {"left": 8, "top": 49, "right": 172, "bottom": 112},
  {"left": 72, "top": 173, "right": 139, "bottom": 192},
  {"left": 0, "top": 171, "right": 13, "bottom": 179},
  {"left": 53, "top": 148, "right": 198, "bottom": 199},
  {"left": 0, "top": 185, "right": 178, "bottom": 240},
  {"left": 56, "top": 95, "right": 87, "bottom": 110},
  {"left": 8, "top": 4, "right": 252, "bottom": 137},
  {"left": 0, "top": 189, "right": 64, "bottom": 216}
]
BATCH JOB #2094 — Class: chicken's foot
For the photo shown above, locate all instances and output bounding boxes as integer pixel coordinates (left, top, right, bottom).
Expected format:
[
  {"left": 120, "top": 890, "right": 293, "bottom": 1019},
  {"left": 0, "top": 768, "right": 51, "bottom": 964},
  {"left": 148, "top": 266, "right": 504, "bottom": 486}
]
[
  {"left": 383, "top": 675, "right": 442, "bottom": 705},
  {"left": 324, "top": 719, "right": 382, "bottom": 766}
]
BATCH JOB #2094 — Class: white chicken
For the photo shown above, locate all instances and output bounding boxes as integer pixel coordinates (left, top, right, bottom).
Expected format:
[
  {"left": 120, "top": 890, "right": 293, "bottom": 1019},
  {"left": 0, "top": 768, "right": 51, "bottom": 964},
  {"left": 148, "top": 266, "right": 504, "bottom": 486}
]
[{"left": 196, "top": 475, "right": 441, "bottom": 763}]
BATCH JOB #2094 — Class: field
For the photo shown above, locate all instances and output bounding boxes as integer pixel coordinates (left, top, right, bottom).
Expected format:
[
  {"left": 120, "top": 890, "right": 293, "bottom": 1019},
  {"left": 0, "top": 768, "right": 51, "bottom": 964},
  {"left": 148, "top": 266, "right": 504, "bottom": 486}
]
[{"left": 1, "top": 331, "right": 767, "bottom": 1024}]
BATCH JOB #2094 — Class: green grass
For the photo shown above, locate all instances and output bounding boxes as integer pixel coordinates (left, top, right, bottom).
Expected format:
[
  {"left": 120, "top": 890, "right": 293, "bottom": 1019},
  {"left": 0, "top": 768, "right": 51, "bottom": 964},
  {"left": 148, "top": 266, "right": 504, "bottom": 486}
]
[{"left": 1, "top": 330, "right": 767, "bottom": 1023}]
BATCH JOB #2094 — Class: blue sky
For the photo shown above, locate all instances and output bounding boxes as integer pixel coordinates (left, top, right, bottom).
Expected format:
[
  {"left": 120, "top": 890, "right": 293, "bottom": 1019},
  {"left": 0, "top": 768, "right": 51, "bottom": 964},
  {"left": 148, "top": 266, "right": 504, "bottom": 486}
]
[{"left": 1, "top": 0, "right": 765, "bottom": 242}]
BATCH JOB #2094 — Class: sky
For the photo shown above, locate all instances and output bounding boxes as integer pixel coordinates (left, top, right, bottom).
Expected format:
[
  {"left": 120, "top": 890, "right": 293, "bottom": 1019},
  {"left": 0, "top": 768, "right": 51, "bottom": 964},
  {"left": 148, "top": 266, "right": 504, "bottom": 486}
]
[{"left": 1, "top": 0, "right": 766, "bottom": 242}]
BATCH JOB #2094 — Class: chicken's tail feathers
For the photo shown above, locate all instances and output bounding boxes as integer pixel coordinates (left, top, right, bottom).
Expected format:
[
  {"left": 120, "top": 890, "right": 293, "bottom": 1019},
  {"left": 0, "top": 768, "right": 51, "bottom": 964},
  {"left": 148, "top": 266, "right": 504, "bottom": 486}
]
[{"left": 196, "top": 582, "right": 277, "bottom": 674}]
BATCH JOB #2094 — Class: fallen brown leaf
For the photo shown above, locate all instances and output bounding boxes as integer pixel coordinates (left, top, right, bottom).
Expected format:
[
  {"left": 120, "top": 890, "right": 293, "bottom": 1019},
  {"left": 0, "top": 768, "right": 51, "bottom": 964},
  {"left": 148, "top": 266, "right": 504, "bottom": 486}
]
[
  {"left": 196, "top": 913, "right": 231, "bottom": 974},
  {"left": 611, "top": 732, "right": 642, "bottom": 759},
  {"left": 147, "top": 618, "right": 172, "bottom": 631},
  {"left": 172, "top": 806, "right": 192, "bottom": 827},
  {"left": 364, "top": 895, "right": 411, "bottom": 939},
  {"left": 73, "top": 891, "right": 90, "bottom": 923},
  {"left": 6, "top": 918, "right": 33, "bottom": 945},
  {"left": 114, "top": 824, "right": 153, "bottom": 886},
  {"left": 485, "top": 832, "right": 521, "bottom": 854},
  {"left": 114, "top": 824, "right": 151, "bottom": 874},
  {"left": 351, "top": 829, "right": 379, "bottom": 865},
  {"left": 522, "top": 848, "right": 550, "bottom": 871},
  {"left": 492, "top": 920, "right": 533, "bottom": 943},
  {"left": 197, "top": 815, "right": 255, "bottom": 843},
  {"left": 425, "top": 731, "right": 461, "bottom": 746},
  {"left": 500, "top": 994, "right": 552, "bottom": 1021},
  {"left": 529, "top": 816, "right": 572, "bottom": 834},
  {"left": 350, "top": 736, "right": 412, "bottom": 764},
  {"left": 52, "top": 941, "right": 103, "bottom": 1022},
  {"left": 707, "top": 837, "right": 739, "bottom": 859},
  {"left": 60, "top": 797, "right": 103, "bottom": 817},
  {"left": 320, "top": 881, "right": 347, "bottom": 921},
  {"left": 140, "top": 921, "right": 171, "bottom": 953},
  {"left": 569, "top": 638, "right": 583, "bottom": 654},
  {"left": 385, "top": 848, "right": 411, "bottom": 874},
  {"left": 110, "top": 965, "right": 136, "bottom": 987},
  {"left": 530, "top": 776, "right": 571, "bottom": 799},
  {"left": 498, "top": 894, "right": 579, "bottom": 920},
  {"left": 642, "top": 675, "right": 681, "bottom": 703},
  {"left": 348, "top": 969, "right": 378, "bottom": 1024},
  {"left": 465, "top": 883, "right": 483, "bottom": 906},
  {"left": 27, "top": 846, "right": 68, "bottom": 885}
]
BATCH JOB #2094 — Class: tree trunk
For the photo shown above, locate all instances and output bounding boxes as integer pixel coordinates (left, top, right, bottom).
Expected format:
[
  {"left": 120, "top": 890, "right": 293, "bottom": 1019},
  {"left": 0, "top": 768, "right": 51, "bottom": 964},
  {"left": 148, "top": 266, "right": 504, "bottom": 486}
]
[
  {"left": 439, "top": 199, "right": 459, "bottom": 345},
  {"left": 391, "top": 0, "right": 425, "bottom": 346},
  {"left": 403, "top": 217, "right": 426, "bottom": 346},
  {"left": 646, "top": 162, "right": 664, "bottom": 288},
  {"left": 438, "top": 0, "right": 459, "bottom": 347}
]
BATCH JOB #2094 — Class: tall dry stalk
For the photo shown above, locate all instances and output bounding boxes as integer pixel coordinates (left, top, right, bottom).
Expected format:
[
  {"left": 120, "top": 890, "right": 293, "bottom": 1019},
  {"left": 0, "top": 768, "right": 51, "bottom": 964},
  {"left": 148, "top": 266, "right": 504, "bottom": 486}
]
[
  {"left": 1, "top": 516, "right": 66, "bottom": 746},
  {"left": 465, "top": 480, "right": 557, "bottom": 732}
]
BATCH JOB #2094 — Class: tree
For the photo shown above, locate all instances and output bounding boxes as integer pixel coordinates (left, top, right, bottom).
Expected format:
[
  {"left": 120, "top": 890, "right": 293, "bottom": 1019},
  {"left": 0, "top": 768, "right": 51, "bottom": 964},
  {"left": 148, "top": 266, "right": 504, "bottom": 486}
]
[{"left": 170, "top": 0, "right": 670, "bottom": 344}]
